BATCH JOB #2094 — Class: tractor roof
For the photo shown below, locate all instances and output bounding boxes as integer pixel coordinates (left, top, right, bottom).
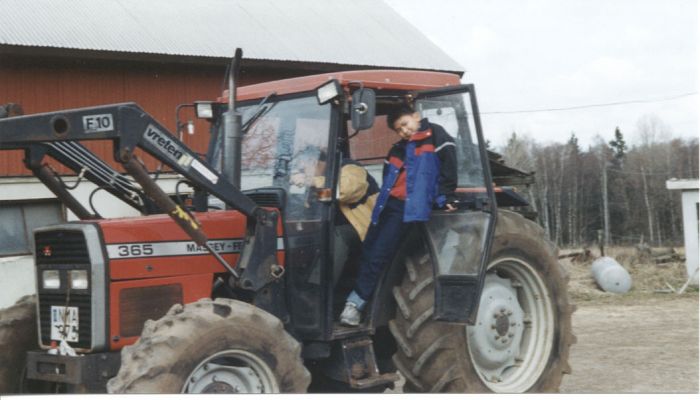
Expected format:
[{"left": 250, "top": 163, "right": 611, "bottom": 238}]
[{"left": 234, "top": 70, "right": 462, "bottom": 101}]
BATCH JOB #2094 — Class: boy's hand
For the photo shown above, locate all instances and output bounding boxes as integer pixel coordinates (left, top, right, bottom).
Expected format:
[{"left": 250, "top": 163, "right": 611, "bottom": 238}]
[
  {"left": 290, "top": 172, "right": 306, "bottom": 187},
  {"left": 444, "top": 202, "right": 458, "bottom": 212}
]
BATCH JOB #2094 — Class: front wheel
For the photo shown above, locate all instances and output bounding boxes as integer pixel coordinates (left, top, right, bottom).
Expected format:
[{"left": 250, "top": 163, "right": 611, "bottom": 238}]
[
  {"left": 107, "top": 298, "right": 310, "bottom": 393},
  {"left": 390, "top": 211, "right": 576, "bottom": 393},
  {"left": 0, "top": 295, "right": 38, "bottom": 394}
]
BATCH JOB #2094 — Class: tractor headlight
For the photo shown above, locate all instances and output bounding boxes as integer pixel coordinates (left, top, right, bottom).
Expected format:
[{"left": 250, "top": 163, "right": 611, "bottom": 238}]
[
  {"left": 69, "top": 270, "right": 89, "bottom": 290},
  {"left": 42, "top": 270, "right": 61, "bottom": 289}
]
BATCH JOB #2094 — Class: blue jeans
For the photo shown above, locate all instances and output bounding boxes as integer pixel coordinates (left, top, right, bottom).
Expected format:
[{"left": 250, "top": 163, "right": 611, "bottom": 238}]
[{"left": 347, "top": 197, "right": 411, "bottom": 310}]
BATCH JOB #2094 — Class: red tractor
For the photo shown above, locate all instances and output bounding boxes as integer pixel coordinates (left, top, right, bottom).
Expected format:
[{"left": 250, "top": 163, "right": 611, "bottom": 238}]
[{"left": 0, "top": 52, "right": 575, "bottom": 393}]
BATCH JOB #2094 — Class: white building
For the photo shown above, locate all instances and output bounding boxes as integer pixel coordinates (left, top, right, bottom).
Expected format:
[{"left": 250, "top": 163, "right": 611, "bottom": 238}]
[
  {"left": 0, "top": 174, "right": 187, "bottom": 308},
  {"left": 666, "top": 179, "right": 699, "bottom": 285}
]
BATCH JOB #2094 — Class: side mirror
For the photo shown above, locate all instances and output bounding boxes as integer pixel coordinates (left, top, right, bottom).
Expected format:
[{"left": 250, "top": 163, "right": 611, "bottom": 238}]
[{"left": 351, "top": 89, "right": 376, "bottom": 131}]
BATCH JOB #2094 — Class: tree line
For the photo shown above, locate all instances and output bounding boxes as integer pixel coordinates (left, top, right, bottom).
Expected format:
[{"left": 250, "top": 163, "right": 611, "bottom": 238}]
[{"left": 498, "top": 115, "right": 699, "bottom": 248}]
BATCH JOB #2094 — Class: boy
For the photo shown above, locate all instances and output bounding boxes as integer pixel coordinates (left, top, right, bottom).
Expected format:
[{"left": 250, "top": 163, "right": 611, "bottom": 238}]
[{"left": 340, "top": 104, "right": 458, "bottom": 326}]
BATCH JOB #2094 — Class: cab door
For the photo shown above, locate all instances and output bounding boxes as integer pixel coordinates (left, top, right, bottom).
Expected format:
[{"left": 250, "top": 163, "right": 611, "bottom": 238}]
[{"left": 414, "top": 85, "right": 498, "bottom": 324}]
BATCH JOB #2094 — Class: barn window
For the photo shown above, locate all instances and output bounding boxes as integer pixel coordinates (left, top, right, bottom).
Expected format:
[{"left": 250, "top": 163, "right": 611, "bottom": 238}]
[{"left": 0, "top": 201, "right": 64, "bottom": 256}]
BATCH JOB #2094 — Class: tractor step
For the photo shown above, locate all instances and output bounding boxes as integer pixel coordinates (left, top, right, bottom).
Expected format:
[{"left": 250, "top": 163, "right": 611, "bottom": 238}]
[
  {"left": 339, "top": 336, "right": 400, "bottom": 390},
  {"left": 331, "top": 322, "right": 373, "bottom": 340}
]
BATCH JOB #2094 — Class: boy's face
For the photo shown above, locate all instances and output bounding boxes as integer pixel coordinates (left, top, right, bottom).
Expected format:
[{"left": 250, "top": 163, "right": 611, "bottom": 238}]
[{"left": 392, "top": 112, "right": 422, "bottom": 140}]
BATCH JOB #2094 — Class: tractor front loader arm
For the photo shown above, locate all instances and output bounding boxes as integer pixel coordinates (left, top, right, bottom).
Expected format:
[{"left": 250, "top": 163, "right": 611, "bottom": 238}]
[
  {"left": 22, "top": 140, "right": 146, "bottom": 218},
  {"left": 0, "top": 103, "right": 280, "bottom": 287}
]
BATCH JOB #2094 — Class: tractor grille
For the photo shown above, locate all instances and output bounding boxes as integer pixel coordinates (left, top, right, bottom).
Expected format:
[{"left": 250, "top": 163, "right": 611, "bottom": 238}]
[
  {"left": 38, "top": 292, "right": 92, "bottom": 349},
  {"left": 35, "top": 230, "right": 90, "bottom": 264},
  {"left": 35, "top": 229, "right": 93, "bottom": 350}
]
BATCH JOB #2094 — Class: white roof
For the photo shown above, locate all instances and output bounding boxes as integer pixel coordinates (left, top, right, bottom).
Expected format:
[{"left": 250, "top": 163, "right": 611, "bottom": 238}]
[
  {"left": 666, "top": 179, "right": 699, "bottom": 191},
  {"left": 0, "top": 0, "right": 464, "bottom": 73}
]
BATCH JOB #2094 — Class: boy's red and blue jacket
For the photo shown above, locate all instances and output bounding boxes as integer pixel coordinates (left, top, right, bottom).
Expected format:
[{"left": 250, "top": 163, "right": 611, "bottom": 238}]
[{"left": 371, "top": 118, "right": 457, "bottom": 224}]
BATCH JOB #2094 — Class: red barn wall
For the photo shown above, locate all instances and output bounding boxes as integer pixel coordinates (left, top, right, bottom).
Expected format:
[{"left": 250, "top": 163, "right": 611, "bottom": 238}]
[{"left": 0, "top": 55, "right": 301, "bottom": 176}]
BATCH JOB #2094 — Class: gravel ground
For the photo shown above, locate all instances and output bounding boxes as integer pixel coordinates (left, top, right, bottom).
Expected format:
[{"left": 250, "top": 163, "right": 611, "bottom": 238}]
[
  {"left": 560, "top": 293, "right": 698, "bottom": 393},
  {"left": 561, "top": 248, "right": 698, "bottom": 394}
]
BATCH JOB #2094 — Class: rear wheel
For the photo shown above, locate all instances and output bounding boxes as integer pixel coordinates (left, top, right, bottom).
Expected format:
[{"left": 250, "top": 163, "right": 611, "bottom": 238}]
[
  {"left": 107, "top": 298, "right": 310, "bottom": 393},
  {"left": 467, "top": 254, "right": 558, "bottom": 391},
  {"left": 390, "top": 211, "right": 575, "bottom": 392}
]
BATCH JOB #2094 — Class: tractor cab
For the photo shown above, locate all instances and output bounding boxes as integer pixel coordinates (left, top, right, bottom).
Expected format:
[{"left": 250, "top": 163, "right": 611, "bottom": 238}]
[{"left": 195, "top": 71, "right": 498, "bottom": 344}]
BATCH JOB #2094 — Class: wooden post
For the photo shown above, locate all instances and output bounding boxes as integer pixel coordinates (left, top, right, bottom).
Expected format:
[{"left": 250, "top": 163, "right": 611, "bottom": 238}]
[
  {"left": 641, "top": 167, "right": 655, "bottom": 246},
  {"left": 602, "top": 160, "right": 610, "bottom": 246}
]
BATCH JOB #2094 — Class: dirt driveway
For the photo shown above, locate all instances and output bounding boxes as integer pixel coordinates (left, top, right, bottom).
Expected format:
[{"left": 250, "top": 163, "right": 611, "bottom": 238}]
[
  {"left": 386, "top": 292, "right": 698, "bottom": 394},
  {"left": 560, "top": 294, "right": 699, "bottom": 393}
]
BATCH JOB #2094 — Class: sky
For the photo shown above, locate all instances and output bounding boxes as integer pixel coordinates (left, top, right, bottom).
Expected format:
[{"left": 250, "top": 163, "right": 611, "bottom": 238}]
[{"left": 384, "top": 0, "right": 698, "bottom": 149}]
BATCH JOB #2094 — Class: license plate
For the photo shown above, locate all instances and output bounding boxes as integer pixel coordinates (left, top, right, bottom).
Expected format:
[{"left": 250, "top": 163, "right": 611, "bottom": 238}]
[{"left": 50, "top": 306, "right": 79, "bottom": 342}]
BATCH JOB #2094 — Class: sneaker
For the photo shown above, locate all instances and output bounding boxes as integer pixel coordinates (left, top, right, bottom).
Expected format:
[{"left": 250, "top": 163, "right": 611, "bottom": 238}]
[{"left": 340, "top": 302, "right": 361, "bottom": 326}]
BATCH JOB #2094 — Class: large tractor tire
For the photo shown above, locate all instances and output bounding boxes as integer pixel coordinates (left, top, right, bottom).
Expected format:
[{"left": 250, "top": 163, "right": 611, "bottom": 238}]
[
  {"left": 0, "top": 295, "right": 38, "bottom": 394},
  {"left": 390, "top": 211, "right": 576, "bottom": 393},
  {"left": 107, "top": 298, "right": 310, "bottom": 394}
]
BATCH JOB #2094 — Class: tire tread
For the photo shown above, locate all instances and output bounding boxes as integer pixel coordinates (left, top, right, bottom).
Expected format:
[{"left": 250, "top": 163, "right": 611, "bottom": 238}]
[{"left": 388, "top": 211, "right": 575, "bottom": 393}]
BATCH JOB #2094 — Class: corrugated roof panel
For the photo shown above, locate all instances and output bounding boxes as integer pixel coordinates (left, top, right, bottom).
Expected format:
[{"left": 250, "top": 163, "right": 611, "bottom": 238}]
[{"left": 0, "top": 0, "right": 464, "bottom": 73}]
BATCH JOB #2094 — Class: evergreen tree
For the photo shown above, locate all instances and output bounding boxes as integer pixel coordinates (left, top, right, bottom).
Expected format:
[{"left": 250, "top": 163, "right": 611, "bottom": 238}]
[
  {"left": 608, "top": 127, "right": 627, "bottom": 167},
  {"left": 567, "top": 132, "right": 580, "bottom": 152}
]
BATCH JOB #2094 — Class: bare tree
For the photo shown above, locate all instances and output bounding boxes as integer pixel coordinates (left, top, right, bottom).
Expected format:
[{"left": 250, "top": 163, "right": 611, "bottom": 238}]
[
  {"left": 636, "top": 113, "right": 670, "bottom": 147},
  {"left": 496, "top": 115, "right": 695, "bottom": 248},
  {"left": 535, "top": 148, "right": 552, "bottom": 240}
]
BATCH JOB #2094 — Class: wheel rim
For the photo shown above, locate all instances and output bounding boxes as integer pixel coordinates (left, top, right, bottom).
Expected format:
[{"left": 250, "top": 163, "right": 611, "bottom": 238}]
[
  {"left": 182, "top": 349, "right": 279, "bottom": 393},
  {"left": 466, "top": 257, "right": 555, "bottom": 393}
]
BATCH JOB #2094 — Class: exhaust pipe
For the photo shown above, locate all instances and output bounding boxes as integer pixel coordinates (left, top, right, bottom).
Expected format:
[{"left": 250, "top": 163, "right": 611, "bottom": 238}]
[{"left": 223, "top": 48, "right": 243, "bottom": 194}]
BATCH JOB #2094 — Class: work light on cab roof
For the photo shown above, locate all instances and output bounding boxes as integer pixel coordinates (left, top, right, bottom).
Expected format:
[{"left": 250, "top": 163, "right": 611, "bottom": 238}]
[{"left": 315, "top": 79, "right": 343, "bottom": 105}]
